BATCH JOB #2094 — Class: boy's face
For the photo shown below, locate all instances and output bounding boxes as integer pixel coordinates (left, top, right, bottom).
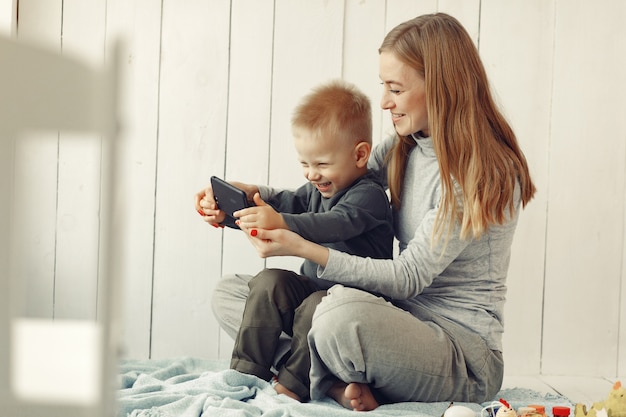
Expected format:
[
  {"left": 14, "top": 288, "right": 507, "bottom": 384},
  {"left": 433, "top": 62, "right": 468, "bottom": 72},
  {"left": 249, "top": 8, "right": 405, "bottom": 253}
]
[{"left": 293, "top": 129, "right": 364, "bottom": 198}]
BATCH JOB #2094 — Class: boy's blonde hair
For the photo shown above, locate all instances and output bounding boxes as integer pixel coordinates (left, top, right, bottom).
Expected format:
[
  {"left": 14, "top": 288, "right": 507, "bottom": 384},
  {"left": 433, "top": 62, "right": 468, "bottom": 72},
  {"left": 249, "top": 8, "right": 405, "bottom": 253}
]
[{"left": 291, "top": 80, "right": 372, "bottom": 145}]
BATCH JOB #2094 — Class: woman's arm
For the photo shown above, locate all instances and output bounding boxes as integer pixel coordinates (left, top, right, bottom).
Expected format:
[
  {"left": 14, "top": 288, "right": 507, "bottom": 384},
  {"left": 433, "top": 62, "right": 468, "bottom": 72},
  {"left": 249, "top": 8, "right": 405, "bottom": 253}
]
[
  {"left": 241, "top": 206, "right": 470, "bottom": 300},
  {"left": 239, "top": 224, "right": 330, "bottom": 267}
]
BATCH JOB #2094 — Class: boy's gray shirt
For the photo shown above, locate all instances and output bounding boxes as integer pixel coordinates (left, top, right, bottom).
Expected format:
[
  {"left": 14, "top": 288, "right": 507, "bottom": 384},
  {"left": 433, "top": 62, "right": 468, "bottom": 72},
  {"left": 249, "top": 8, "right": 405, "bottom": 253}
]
[
  {"left": 259, "top": 171, "right": 394, "bottom": 290},
  {"left": 317, "top": 134, "right": 521, "bottom": 352}
]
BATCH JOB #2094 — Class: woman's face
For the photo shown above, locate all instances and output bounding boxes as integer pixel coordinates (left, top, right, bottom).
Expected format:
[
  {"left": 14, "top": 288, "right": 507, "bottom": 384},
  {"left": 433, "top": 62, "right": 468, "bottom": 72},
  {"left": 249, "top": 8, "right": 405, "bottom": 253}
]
[{"left": 379, "top": 51, "right": 429, "bottom": 137}]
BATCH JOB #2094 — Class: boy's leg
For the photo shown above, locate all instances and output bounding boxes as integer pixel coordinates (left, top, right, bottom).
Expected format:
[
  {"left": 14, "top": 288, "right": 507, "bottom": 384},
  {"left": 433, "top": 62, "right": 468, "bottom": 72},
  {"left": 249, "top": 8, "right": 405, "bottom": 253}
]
[
  {"left": 230, "top": 269, "right": 319, "bottom": 381},
  {"left": 276, "top": 290, "right": 327, "bottom": 401},
  {"left": 212, "top": 272, "right": 291, "bottom": 369}
]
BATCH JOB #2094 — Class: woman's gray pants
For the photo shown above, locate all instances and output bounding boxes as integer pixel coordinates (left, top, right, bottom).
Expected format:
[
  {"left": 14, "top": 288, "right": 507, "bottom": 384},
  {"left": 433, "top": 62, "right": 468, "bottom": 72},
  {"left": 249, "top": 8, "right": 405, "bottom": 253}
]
[
  {"left": 212, "top": 275, "right": 503, "bottom": 403},
  {"left": 308, "top": 285, "right": 504, "bottom": 403}
]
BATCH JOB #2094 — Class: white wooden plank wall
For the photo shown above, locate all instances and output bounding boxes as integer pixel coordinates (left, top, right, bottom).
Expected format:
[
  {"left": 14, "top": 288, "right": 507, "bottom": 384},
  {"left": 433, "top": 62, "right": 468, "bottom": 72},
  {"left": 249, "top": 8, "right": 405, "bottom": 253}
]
[{"left": 5, "top": 0, "right": 626, "bottom": 378}]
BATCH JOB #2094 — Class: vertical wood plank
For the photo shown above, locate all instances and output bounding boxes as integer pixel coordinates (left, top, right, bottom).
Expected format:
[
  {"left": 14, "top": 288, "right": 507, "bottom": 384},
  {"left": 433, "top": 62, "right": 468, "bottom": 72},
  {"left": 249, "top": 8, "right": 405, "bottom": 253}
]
[
  {"left": 15, "top": 0, "right": 61, "bottom": 47},
  {"left": 264, "top": 0, "right": 346, "bottom": 272},
  {"left": 543, "top": 0, "right": 626, "bottom": 376},
  {"left": 12, "top": 0, "right": 62, "bottom": 318},
  {"left": 151, "top": 0, "right": 230, "bottom": 359},
  {"left": 221, "top": 0, "right": 273, "bottom": 279},
  {"left": 385, "top": 0, "right": 437, "bottom": 29},
  {"left": 621, "top": 166, "right": 626, "bottom": 376},
  {"left": 104, "top": 0, "right": 162, "bottom": 359},
  {"left": 438, "top": 0, "right": 480, "bottom": 44},
  {"left": 216, "top": 0, "right": 275, "bottom": 359},
  {"left": 480, "top": 0, "right": 555, "bottom": 375},
  {"left": 611, "top": 0, "right": 626, "bottom": 378},
  {"left": 52, "top": 0, "right": 106, "bottom": 320},
  {"left": 343, "top": 0, "right": 386, "bottom": 147},
  {"left": 268, "top": 0, "right": 345, "bottom": 191}
]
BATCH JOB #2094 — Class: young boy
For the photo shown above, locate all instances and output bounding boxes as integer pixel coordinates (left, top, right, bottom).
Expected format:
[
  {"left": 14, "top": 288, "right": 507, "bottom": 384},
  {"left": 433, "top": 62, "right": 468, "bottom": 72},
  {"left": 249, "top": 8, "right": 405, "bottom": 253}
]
[{"left": 200, "top": 80, "right": 393, "bottom": 401}]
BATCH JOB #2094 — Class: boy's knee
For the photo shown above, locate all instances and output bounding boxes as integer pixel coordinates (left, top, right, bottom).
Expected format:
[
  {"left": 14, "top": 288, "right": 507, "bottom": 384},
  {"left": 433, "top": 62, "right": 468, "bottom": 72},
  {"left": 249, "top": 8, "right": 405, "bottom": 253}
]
[
  {"left": 295, "top": 291, "right": 326, "bottom": 321},
  {"left": 249, "top": 268, "right": 297, "bottom": 291}
]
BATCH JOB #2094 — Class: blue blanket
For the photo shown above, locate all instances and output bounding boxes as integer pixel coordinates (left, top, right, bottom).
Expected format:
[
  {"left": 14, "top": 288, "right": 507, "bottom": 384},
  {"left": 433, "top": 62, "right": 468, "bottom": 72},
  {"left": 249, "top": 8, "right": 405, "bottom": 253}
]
[{"left": 117, "top": 357, "right": 573, "bottom": 417}]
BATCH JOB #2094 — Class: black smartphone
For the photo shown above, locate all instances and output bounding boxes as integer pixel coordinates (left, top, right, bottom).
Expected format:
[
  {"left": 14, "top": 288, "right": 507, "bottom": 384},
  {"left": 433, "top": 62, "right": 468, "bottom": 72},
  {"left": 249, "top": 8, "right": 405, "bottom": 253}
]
[{"left": 210, "top": 176, "right": 250, "bottom": 217}]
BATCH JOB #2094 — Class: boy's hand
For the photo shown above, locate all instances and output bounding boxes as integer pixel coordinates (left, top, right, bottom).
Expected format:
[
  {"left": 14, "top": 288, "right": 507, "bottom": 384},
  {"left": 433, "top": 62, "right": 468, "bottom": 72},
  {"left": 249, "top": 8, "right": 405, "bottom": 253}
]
[
  {"left": 234, "top": 193, "right": 288, "bottom": 230},
  {"left": 195, "top": 185, "right": 227, "bottom": 227}
]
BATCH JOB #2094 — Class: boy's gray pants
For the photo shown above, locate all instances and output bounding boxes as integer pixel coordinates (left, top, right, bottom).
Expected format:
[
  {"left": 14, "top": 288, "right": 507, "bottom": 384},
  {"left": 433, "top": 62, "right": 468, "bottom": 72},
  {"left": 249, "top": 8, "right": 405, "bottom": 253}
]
[{"left": 229, "top": 268, "right": 325, "bottom": 400}]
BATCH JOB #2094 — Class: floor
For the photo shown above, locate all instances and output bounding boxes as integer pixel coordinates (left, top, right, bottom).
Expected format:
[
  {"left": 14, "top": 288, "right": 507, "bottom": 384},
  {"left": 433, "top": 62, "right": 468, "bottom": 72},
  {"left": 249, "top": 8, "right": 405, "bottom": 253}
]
[{"left": 502, "top": 375, "right": 617, "bottom": 404}]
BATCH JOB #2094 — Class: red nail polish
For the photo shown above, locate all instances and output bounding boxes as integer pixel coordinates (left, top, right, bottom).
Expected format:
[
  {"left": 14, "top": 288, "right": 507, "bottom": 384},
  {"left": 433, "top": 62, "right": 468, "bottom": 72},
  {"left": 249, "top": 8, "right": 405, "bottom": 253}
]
[
  {"left": 197, "top": 209, "right": 204, "bottom": 216},
  {"left": 250, "top": 229, "right": 258, "bottom": 237},
  {"left": 211, "top": 223, "right": 218, "bottom": 228}
]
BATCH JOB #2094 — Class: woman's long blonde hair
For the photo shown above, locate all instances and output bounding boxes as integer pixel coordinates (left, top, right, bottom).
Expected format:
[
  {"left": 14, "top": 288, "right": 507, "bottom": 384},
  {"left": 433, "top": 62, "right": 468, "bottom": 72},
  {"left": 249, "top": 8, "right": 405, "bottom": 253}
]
[{"left": 381, "top": 13, "right": 536, "bottom": 242}]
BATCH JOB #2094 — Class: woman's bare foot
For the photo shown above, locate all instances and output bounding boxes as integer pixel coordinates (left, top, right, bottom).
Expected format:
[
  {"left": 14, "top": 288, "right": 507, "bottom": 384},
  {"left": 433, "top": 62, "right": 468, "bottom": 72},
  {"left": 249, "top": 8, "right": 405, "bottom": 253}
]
[
  {"left": 274, "top": 381, "right": 301, "bottom": 401},
  {"left": 328, "top": 380, "right": 379, "bottom": 411}
]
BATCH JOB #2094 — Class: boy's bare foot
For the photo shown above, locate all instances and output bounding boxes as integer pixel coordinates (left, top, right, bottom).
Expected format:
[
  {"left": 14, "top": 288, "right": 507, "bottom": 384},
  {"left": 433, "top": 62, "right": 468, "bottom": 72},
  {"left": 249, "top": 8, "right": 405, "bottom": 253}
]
[
  {"left": 328, "top": 380, "right": 380, "bottom": 411},
  {"left": 274, "top": 381, "right": 301, "bottom": 401}
]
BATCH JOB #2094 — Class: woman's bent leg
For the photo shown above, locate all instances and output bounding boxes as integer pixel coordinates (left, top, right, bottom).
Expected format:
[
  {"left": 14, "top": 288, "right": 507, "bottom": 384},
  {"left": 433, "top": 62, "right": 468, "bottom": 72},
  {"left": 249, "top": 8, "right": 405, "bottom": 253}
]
[
  {"left": 231, "top": 269, "right": 319, "bottom": 381},
  {"left": 308, "top": 285, "right": 503, "bottom": 404},
  {"left": 211, "top": 273, "right": 252, "bottom": 340}
]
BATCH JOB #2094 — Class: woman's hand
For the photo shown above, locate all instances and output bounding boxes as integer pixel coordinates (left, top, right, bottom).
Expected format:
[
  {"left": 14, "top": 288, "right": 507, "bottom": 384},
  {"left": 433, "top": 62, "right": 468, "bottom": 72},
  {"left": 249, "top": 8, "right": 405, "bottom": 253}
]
[
  {"left": 234, "top": 193, "right": 287, "bottom": 230},
  {"left": 194, "top": 185, "right": 226, "bottom": 227},
  {"left": 238, "top": 222, "right": 330, "bottom": 266},
  {"left": 195, "top": 180, "right": 260, "bottom": 227}
]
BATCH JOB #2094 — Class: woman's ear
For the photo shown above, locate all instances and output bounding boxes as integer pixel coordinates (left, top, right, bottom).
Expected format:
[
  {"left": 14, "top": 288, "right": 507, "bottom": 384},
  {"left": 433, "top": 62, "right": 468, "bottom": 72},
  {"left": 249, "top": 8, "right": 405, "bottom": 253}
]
[{"left": 354, "top": 141, "right": 371, "bottom": 168}]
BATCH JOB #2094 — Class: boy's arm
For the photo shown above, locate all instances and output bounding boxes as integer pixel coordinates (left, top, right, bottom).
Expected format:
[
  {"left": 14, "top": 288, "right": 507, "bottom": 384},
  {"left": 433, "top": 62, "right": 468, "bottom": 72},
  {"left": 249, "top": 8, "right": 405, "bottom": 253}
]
[
  {"left": 233, "top": 183, "right": 311, "bottom": 230},
  {"left": 262, "top": 184, "right": 310, "bottom": 213},
  {"left": 281, "top": 182, "right": 390, "bottom": 244}
]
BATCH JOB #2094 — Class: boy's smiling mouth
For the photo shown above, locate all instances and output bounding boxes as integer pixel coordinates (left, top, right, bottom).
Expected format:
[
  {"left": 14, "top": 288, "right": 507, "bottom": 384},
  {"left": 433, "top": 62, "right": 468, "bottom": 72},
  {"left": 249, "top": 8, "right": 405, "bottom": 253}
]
[{"left": 315, "top": 182, "right": 331, "bottom": 192}]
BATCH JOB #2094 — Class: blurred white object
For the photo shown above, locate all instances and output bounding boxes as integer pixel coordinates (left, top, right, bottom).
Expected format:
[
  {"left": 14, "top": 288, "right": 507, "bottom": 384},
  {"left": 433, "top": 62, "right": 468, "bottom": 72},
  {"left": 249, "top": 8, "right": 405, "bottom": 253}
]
[
  {"left": 0, "top": 33, "right": 121, "bottom": 417},
  {"left": 12, "top": 319, "right": 102, "bottom": 404},
  {"left": 445, "top": 405, "right": 478, "bottom": 417}
]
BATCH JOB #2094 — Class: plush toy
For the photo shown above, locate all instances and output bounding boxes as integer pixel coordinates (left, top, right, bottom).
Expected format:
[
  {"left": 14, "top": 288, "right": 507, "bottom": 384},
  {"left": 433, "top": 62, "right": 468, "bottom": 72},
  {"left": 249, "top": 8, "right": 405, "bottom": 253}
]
[
  {"left": 575, "top": 381, "right": 626, "bottom": 417},
  {"left": 496, "top": 399, "right": 518, "bottom": 417}
]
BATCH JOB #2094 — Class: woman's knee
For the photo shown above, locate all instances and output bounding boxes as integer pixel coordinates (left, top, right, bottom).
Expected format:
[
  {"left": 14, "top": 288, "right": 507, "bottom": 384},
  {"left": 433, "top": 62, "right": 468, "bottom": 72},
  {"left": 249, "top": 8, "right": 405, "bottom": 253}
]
[
  {"left": 312, "top": 285, "right": 391, "bottom": 322},
  {"left": 309, "top": 285, "right": 397, "bottom": 346},
  {"left": 309, "top": 296, "right": 359, "bottom": 343},
  {"left": 211, "top": 273, "right": 252, "bottom": 339}
]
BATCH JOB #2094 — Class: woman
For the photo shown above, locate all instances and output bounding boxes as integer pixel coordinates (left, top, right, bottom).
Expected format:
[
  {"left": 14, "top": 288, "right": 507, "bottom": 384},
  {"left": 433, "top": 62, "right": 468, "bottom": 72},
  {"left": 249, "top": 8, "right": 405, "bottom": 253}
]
[{"left": 204, "top": 12, "right": 535, "bottom": 411}]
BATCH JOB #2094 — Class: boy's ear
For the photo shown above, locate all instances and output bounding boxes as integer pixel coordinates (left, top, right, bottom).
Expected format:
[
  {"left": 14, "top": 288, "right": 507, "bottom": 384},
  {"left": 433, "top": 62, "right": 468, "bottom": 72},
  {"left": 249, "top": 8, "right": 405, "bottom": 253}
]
[{"left": 354, "top": 141, "right": 371, "bottom": 168}]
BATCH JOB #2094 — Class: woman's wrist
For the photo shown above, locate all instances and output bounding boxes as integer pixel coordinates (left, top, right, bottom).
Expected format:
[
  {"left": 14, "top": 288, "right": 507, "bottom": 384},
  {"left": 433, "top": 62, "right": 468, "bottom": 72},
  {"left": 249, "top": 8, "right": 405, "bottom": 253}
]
[{"left": 296, "top": 238, "right": 329, "bottom": 267}]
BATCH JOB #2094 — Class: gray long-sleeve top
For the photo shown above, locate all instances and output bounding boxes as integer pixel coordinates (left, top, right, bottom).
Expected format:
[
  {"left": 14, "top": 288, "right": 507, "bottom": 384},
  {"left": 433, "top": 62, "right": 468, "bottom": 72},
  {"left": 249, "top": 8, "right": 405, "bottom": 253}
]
[{"left": 316, "top": 134, "right": 521, "bottom": 351}]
